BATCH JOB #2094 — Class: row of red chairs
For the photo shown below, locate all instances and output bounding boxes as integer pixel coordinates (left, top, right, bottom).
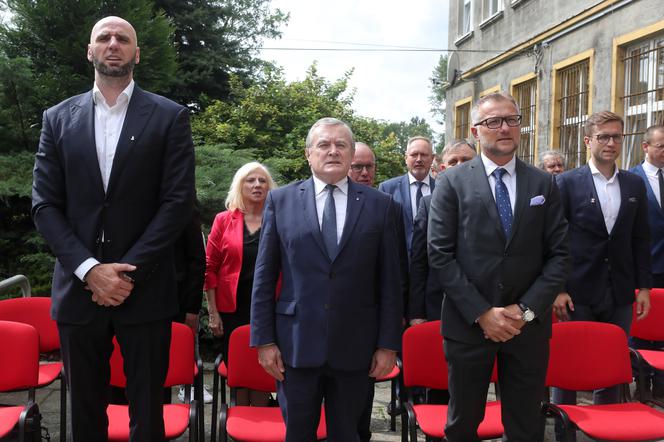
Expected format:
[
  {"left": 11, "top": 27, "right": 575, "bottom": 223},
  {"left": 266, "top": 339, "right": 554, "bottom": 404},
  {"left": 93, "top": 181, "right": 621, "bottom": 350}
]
[{"left": 0, "top": 296, "right": 202, "bottom": 441}]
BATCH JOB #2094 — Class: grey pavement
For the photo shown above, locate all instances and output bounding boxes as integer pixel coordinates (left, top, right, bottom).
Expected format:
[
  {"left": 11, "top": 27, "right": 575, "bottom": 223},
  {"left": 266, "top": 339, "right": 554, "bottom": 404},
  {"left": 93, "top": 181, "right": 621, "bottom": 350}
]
[{"left": 1, "top": 367, "right": 629, "bottom": 441}]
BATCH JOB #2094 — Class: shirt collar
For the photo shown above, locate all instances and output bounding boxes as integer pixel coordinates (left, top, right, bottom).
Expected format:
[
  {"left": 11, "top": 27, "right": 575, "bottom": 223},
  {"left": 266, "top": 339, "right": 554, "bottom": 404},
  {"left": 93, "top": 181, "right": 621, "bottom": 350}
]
[
  {"left": 408, "top": 172, "right": 431, "bottom": 186},
  {"left": 589, "top": 158, "right": 619, "bottom": 183},
  {"left": 481, "top": 153, "right": 516, "bottom": 178},
  {"left": 642, "top": 158, "right": 662, "bottom": 176},
  {"left": 313, "top": 175, "right": 349, "bottom": 196},
  {"left": 92, "top": 80, "right": 135, "bottom": 107}
]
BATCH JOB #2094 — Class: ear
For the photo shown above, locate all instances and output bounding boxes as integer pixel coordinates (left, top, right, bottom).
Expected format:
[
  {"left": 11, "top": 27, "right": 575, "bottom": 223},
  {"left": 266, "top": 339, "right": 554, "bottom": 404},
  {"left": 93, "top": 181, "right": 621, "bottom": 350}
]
[
  {"left": 135, "top": 46, "right": 140, "bottom": 65},
  {"left": 87, "top": 44, "right": 93, "bottom": 62},
  {"left": 642, "top": 141, "right": 649, "bottom": 154},
  {"left": 583, "top": 135, "right": 591, "bottom": 148},
  {"left": 470, "top": 126, "right": 479, "bottom": 140}
]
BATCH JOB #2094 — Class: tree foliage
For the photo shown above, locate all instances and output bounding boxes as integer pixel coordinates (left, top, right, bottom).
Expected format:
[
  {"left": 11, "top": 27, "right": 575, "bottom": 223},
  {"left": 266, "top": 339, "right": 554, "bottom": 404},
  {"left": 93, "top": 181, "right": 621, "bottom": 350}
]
[
  {"left": 430, "top": 54, "right": 449, "bottom": 123},
  {"left": 155, "top": 0, "right": 288, "bottom": 108}
]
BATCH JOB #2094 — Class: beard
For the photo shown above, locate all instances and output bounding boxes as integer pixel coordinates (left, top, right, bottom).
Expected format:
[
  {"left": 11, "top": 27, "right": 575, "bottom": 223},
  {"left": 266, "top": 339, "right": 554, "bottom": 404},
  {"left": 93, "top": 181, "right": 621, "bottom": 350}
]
[{"left": 92, "top": 54, "right": 135, "bottom": 78}]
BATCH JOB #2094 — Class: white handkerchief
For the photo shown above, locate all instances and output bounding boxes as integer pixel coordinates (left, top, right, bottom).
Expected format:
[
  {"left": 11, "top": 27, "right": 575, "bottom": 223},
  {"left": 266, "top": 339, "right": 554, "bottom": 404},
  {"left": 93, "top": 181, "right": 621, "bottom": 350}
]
[{"left": 530, "top": 195, "right": 545, "bottom": 206}]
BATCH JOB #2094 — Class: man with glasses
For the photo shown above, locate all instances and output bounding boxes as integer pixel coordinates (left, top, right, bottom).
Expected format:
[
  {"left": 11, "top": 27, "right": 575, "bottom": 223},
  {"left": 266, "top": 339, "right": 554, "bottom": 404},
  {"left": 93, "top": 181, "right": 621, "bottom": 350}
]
[
  {"left": 429, "top": 93, "right": 569, "bottom": 441},
  {"left": 348, "top": 142, "right": 377, "bottom": 187},
  {"left": 629, "top": 124, "right": 664, "bottom": 401},
  {"left": 553, "top": 111, "right": 651, "bottom": 440}
]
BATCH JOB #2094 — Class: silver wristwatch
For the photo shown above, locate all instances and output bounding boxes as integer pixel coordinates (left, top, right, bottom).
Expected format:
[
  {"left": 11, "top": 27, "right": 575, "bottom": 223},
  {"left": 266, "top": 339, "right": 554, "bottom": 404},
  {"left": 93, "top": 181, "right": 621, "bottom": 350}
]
[{"left": 518, "top": 303, "right": 535, "bottom": 322}]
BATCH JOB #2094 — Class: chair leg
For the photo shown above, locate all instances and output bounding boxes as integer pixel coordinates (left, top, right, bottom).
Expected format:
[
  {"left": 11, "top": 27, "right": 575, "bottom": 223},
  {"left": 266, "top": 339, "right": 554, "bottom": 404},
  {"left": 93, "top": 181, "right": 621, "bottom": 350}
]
[
  {"left": 189, "top": 399, "right": 198, "bottom": 442},
  {"left": 218, "top": 404, "right": 228, "bottom": 442},
  {"left": 389, "top": 377, "right": 397, "bottom": 431},
  {"left": 18, "top": 402, "right": 41, "bottom": 442},
  {"left": 211, "top": 354, "right": 221, "bottom": 442}
]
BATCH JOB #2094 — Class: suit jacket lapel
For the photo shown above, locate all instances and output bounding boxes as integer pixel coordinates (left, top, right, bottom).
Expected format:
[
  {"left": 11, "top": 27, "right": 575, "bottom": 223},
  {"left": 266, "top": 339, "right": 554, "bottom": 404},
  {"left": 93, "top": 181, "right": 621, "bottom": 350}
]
[
  {"left": 634, "top": 164, "right": 664, "bottom": 217},
  {"left": 299, "top": 178, "right": 329, "bottom": 259},
  {"left": 581, "top": 165, "right": 609, "bottom": 235},
  {"left": 106, "top": 87, "right": 156, "bottom": 197},
  {"left": 71, "top": 91, "right": 105, "bottom": 195},
  {"left": 507, "top": 159, "right": 529, "bottom": 246},
  {"left": 336, "top": 181, "right": 364, "bottom": 259},
  {"left": 469, "top": 157, "right": 504, "bottom": 240},
  {"left": 400, "top": 174, "right": 413, "bottom": 229}
]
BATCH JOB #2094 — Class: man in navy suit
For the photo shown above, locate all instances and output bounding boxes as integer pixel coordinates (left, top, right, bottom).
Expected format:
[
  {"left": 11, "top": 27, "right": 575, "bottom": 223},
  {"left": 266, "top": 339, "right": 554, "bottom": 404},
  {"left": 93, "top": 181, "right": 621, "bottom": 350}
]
[
  {"left": 250, "top": 118, "right": 403, "bottom": 442},
  {"left": 553, "top": 111, "right": 651, "bottom": 438},
  {"left": 629, "top": 124, "right": 664, "bottom": 400},
  {"left": 32, "top": 16, "right": 195, "bottom": 441},
  {"left": 378, "top": 136, "right": 435, "bottom": 255}
]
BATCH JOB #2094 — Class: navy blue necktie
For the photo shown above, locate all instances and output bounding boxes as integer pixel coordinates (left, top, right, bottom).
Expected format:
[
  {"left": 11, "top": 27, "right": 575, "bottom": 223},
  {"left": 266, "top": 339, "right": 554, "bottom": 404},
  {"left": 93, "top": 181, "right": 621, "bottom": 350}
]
[
  {"left": 493, "top": 168, "right": 513, "bottom": 237},
  {"left": 658, "top": 169, "right": 664, "bottom": 210},
  {"left": 322, "top": 184, "right": 338, "bottom": 259},
  {"left": 415, "top": 181, "right": 424, "bottom": 215}
]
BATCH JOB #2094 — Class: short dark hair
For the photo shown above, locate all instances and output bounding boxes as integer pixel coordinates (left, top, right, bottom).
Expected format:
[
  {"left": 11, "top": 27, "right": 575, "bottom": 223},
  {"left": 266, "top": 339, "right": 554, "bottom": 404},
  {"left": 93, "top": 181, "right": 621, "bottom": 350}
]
[{"left": 583, "top": 111, "right": 624, "bottom": 137}]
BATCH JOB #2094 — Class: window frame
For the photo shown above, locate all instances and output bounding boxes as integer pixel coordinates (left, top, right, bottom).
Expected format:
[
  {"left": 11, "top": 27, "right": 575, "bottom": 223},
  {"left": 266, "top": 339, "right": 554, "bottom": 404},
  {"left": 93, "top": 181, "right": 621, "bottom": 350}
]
[{"left": 510, "top": 73, "right": 538, "bottom": 165}]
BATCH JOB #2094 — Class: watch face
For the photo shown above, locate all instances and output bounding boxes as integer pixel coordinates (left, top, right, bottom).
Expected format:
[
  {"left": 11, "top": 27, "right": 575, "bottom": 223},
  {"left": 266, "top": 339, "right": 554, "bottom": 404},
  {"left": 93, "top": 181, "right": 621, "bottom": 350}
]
[{"left": 523, "top": 310, "right": 535, "bottom": 322}]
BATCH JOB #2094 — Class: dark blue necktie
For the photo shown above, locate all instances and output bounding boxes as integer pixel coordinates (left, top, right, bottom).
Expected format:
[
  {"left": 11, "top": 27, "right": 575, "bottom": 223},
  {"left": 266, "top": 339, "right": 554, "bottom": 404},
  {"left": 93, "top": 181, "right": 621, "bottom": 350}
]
[
  {"left": 415, "top": 181, "right": 424, "bottom": 215},
  {"left": 493, "top": 168, "right": 513, "bottom": 237},
  {"left": 658, "top": 169, "right": 664, "bottom": 210},
  {"left": 322, "top": 184, "right": 338, "bottom": 259}
]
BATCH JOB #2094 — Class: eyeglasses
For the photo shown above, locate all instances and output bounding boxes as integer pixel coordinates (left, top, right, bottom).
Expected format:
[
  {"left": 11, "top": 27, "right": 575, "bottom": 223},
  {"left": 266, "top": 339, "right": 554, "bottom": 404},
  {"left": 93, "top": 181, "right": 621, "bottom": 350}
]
[
  {"left": 474, "top": 115, "right": 522, "bottom": 129},
  {"left": 350, "top": 163, "right": 375, "bottom": 172},
  {"left": 594, "top": 134, "right": 624, "bottom": 145}
]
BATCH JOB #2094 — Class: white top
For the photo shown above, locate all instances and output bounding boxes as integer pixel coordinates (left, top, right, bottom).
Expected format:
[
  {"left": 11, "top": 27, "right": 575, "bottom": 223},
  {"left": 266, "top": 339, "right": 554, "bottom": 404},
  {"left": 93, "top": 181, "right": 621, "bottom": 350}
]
[
  {"left": 481, "top": 153, "right": 516, "bottom": 213},
  {"left": 642, "top": 159, "right": 663, "bottom": 207},
  {"left": 589, "top": 158, "right": 621, "bottom": 234},
  {"left": 313, "top": 175, "right": 348, "bottom": 243},
  {"left": 74, "top": 81, "right": 135, "bottom": 281},
  {"left": 408, "top": 172, "right": 432, "bottom": 220}
]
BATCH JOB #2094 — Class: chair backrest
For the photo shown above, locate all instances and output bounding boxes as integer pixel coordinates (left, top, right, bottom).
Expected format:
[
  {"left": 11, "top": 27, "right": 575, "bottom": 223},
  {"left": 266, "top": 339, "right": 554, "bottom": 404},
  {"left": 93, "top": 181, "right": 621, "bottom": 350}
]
[
  {"left": 630, "top": 288, "right": 664, "bottom": 341},
  {"left": 226, "top": 324, "right": 277, "bottom": 392},
  {"left": 546, "top": 321, "right": 632, "bottom": 391},
  {"left": 402, "top": 321, "right": 448, "bottom": 389},
  {"left": 0, "top": 320, "right": 40, "bottom": 391},
  {"left": 109, "top": 322, "right": 195, "bottom": 388},
  {"left": 0, "top": 296, "right": 60, "bottom": 352}
]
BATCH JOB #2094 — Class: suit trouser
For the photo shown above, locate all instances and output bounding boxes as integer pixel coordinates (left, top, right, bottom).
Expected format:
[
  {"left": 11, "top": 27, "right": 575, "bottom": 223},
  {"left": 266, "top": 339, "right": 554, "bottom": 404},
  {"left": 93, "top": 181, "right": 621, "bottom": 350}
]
[
  {"left": 551, "top": 297, "right": 632, "bottom": 441},
  {"left": 277, "top": 364, "right": 371, "bottom": 442},
  {"left": 58, "top": 309, "right": 171, "bottom": 442},
  {"left": 444, "top": 332, "right": 549, "bottom": 442}
]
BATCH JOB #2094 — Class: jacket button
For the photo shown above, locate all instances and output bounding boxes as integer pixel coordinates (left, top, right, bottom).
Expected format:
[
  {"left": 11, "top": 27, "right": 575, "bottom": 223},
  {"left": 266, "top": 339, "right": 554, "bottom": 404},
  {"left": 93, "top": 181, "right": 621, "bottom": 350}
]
[
  {"left": 498, "top": 283, "right": 504, "bottom": 290},
  {"left": 604, "top": 258, "right": 609, "bottom": 263}
]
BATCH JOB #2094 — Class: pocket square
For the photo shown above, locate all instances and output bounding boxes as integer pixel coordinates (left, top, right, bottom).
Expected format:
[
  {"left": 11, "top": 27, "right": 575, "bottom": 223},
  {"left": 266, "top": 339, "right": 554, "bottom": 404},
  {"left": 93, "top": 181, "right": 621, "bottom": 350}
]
[{"left": 530, "top": 195, "right": 545, "bottom": 206}]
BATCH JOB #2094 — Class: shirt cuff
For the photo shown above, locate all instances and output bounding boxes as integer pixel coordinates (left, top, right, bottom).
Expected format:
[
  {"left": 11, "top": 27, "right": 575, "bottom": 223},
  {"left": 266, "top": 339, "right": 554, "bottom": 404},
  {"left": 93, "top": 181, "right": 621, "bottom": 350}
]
[{"left": 74, "top": 258, "right": 100, "bottom": 282}]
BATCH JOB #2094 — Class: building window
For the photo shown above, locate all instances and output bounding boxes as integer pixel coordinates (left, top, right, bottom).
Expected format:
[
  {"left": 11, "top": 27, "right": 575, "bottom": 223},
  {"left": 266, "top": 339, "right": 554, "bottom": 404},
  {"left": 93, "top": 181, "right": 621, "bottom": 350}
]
[
  {"left": 621, "top": 35, "right": 664, "bottom": 168},
  {"left": 555, "top": 59, "right": 590, "bottom": 169},
  {"left": 459, "top": 0, "right": 472, "bottom": 36},
  {"left": 454, "top": 99, "right": 472, "bottom": 139},
  {"left": 512, "top": 77, "right": 537, "bottom": 165},
  {"left": 483, "top": 0, "right": 503, "bottom": 19}
]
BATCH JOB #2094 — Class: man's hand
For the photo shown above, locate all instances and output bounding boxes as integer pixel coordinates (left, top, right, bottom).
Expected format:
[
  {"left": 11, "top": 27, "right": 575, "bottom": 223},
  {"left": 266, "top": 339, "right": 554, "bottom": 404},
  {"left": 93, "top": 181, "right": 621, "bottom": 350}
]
[
  {"left": 635, "top": 288, "right": 651, "bottom": 321},
  {"left": 409, "top": 318, "right": 427, "bottom": 326},
  {"left": 208, "top": 310, "right": 223, "bottom": 337},
  {"left": 369, "top": 348, "right": 397, "bottom": 379},
  {"left": 257, "top": 344, "right": 285, "bottom": 381},
  {"left": 553, "top": 292, "right": 574, "bottom": 321},
  {"left": 503, "top": 304, "right": 527, "bottom": 330},
  {"left": 184, "top": 313, "right": 199, "bottom": 335},
  {"left": 478, "top": 307, "right": 522, "bottom": 342},
  {"left": 85, "top": 263, "right": 136, "bottom": 306}
]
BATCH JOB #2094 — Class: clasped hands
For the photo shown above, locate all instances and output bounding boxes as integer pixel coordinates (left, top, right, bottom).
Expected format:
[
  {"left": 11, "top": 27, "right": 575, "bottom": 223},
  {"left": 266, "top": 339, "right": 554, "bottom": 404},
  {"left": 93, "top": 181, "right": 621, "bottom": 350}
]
[
  {"left": 257, "top": 344, "right": 397, "bottom": 381},
  {"left": 478, "top": 304, "right": 526, "bottom": 342},
  {"left": 85, "top": 263, "right": 136, "bottom": 307}
]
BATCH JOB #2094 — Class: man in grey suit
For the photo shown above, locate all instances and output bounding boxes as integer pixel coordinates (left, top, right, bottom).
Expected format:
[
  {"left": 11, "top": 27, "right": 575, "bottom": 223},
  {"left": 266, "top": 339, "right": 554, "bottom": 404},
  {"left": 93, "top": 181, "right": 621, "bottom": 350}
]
[{"left": 428, "top": 92, "right": 569, "bottom": 441}]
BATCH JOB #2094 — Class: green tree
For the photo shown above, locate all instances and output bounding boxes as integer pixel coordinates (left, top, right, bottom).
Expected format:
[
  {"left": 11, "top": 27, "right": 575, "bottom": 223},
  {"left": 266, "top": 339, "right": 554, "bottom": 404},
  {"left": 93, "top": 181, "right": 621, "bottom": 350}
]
[
  {"left": 382, "top": 116, "right": 435, "bottom": 154},
  {"left": 430, "top": 54, "right": 449, "bottom": 148},
  {"left": 0, "top": 0, "right": 177, "bottom": 152},
  {"left": 155, "top": 0, "right": 288, "bottom": 109}
]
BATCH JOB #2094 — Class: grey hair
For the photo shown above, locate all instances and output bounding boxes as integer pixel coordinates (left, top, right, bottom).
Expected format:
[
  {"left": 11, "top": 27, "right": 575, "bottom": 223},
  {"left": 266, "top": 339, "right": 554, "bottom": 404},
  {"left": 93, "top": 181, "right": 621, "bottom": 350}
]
[
  {"left": 406, "top": 136, "right": 433, "bottom": 153},
  {"left": 305, "top": 117, "right": 355, "bottom": 150},
  {"left": 441, "top": 138, "right": 476, "bottom": 158},
  {"left": 538, "top": 150, "right": 565, "bottom": 169}
]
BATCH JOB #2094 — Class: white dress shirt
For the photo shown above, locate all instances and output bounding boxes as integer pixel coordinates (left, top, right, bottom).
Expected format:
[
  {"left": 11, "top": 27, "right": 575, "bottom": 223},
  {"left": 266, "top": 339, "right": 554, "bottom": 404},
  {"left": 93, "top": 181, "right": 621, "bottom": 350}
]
[
  {"left": 408, "top": 172, "right": 432, "bottom": 219},
  {"left": 642, "top": 159, "right": 663, "bottom": 207},
  {"left": 313, "top": 175, "right": 348, "bottom": 243},
  {"left": 589, "top": 158, "right": 621, "bottom": 234},
  {"left": 481, "top": 153, "right": 517, "bottom": 213},
  {"left": 74, "top": 81, "right": 135, "bottom": 281}
]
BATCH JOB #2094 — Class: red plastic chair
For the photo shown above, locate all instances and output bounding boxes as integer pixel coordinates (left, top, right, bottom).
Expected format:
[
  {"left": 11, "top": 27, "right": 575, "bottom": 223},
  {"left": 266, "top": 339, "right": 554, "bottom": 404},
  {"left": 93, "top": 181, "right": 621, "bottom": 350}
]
[
  {"left": 217, "top": 324, "right": 327, "bottom": 442},
  {"left": 375, "top": 361, "right": 402, "bottom": 432},
  {"left": 543, "top": 321, "right": 664, "bottom": 441},
  {"left": 630, "top": 288, "right": 664, "bottom": 404},
  {"left": 107, "top": 322, "right": 198, "bottom": 441},
  {"left": 0, "top": 320, "right": 42, "bottom": 441},
  {"left": 0, "top": 296, "right": 66, "bottom": 442},
  {"left": 401, "top": 320, "right": 503, "bottom": 441}
]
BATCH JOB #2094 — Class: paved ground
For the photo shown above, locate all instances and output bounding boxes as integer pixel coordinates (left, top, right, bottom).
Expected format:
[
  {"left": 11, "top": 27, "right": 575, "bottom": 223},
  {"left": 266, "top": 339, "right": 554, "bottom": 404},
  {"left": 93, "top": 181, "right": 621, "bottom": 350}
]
[{"left": 1, "top": 365, "right": 641, "bottom": 441}]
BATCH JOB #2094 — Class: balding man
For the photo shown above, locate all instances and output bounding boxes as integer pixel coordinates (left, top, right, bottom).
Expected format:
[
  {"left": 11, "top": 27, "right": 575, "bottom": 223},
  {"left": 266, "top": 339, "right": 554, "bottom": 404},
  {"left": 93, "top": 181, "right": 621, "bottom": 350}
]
[
  {"left": 348, "top": 142, "right": 377, "bottom": 186},
  {"left": 32, "top": 16, "right": 195, "bottom": 440},
  {"left": 379, "top": 136, "right": 436, "bottom": 255}
]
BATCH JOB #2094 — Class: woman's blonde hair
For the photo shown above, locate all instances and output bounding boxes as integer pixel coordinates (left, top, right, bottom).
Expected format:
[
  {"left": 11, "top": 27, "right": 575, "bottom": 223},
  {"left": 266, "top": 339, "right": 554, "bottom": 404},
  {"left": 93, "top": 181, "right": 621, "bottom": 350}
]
[{"left": 225, "top": 162, "right": 276, "bottom": 211}]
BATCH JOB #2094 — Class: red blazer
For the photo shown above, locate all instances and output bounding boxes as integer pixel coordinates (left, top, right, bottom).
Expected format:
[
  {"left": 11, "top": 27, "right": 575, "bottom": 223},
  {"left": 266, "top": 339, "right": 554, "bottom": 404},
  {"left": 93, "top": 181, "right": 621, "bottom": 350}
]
[{"left": 204, "top": 209, "right": 244, "bottom": 313}]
